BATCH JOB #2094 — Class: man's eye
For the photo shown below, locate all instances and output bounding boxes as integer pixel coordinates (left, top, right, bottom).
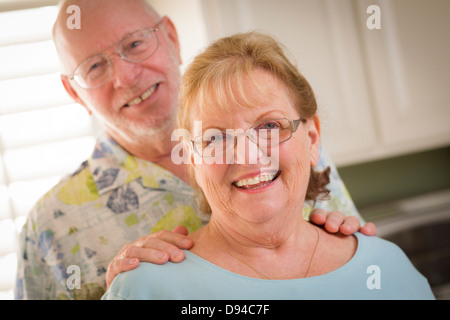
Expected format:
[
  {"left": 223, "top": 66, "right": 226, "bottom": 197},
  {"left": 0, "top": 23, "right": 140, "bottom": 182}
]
[
  {"left": 129, "top": 40, "right": 142, "bottom": 49},
  {"left": 86, "top": 60, "right": 107, "bottom": 75},
  {"left": 89, "top": 62, "right": 100, "bottom": 71}
]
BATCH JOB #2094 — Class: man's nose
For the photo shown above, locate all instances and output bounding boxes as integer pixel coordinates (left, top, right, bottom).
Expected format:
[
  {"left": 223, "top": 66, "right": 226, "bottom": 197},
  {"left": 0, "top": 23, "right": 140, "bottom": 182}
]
[{"left": 110, "top": 56, "right": 142, "bottom": 89}]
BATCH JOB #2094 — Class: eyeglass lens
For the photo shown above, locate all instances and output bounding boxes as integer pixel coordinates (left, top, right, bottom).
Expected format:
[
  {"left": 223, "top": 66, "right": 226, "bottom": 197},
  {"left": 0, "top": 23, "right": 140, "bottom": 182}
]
[
  {"left": 73, "top": 28, "right": 159, "bottom": 88},
  {"left": 194, "top": 119, "right": 295, "bottom": 159}
]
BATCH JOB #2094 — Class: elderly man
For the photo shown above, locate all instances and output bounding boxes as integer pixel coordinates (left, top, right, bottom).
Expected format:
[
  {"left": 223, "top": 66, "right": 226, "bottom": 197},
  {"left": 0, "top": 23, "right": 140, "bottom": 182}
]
[{"left": 15, "top": 0, "right": 374, "bottom": 300}]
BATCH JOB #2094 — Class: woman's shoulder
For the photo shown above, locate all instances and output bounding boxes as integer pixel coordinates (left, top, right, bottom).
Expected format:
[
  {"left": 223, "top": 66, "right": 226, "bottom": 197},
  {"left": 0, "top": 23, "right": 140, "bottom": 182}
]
[
  {"left": 355, "top": 233, "right": 435, "bottom": 298},
  {"left": 317, "top": 230, "right": 420, "bottom": 279},
  {"left": 312, "top": 227, "right": 358, "bottom": 275},
  {"left": 355, "top": 232, "right": 409, "bottom": 260},
  {"left": 103, "top": 251, "right": 211, "bottom": 300},
  {"left": 102, "top": 262, "right": 169, "bottom": 299},
  {"left": 316, "top": 232, "right": 435, "bottom": 299}
]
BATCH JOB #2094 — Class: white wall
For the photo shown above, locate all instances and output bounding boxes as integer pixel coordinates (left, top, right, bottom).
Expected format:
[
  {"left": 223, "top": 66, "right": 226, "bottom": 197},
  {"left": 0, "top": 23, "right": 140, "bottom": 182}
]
[{"left": 148, "top": 0, "right": 209, "bottom": 73}]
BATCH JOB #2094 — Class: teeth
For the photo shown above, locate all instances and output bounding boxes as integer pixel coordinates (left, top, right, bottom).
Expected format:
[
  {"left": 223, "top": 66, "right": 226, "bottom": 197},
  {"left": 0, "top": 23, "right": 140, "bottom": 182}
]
[
  {"left": 127, "top": 96, "right": 142, "bottom": 106},
  {"left": 126, "top": 85, "right": 156, "bottom": 106},
  {"left": 141, "top": 86, "right": 155, "bottom": 100},
  {"left": 234, "top": 173, "right": 277, "bottom": 188}
]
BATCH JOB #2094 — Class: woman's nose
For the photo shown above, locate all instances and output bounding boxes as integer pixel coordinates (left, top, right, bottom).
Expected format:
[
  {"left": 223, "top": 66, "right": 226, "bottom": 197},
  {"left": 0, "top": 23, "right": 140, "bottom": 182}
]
[
  {"left": 233, "top": 134, "right": 264, "bottom": 165},
  {"left": 231, "top": 134, "right": 279, "bottom": 169}
]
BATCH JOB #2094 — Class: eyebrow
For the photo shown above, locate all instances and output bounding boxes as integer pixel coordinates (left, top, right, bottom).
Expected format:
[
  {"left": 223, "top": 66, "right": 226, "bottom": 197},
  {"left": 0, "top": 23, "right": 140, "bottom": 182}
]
[{"left": 197, "top": 110, "right": 290, "bottom": 134}]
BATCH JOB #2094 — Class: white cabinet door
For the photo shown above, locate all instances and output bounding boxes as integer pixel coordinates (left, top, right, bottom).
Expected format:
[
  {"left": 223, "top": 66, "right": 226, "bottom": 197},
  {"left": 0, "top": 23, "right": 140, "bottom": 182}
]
[
  {"left": 355, "top": 0, "right": 450, "bottom": 156},
  {"left": 201, "top": 0, "right": 378, "bottom": 166}
]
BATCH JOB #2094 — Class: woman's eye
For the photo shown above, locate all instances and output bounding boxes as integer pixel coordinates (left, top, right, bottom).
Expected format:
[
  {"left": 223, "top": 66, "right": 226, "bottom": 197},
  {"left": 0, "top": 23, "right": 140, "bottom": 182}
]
[
  {"left": 205, "top": 133, "right": 225, "bottom": 146},
  {"left": 210, "top": 134, "right": 224, "bottom": 142},
  {"left": 258, "top": 121, "right": 281, "bottom": 130}
]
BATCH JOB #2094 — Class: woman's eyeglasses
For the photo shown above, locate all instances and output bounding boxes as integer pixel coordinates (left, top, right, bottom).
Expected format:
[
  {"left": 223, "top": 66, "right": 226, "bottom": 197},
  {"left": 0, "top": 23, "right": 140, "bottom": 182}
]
[{"left": 192, "top": 118, "right": 305, "bottom": 160}]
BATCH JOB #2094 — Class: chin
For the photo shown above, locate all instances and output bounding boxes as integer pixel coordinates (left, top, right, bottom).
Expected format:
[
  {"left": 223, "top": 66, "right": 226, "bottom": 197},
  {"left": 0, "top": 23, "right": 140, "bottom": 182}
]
[
  {"left": 235, "top": 199, "right": 288, "bottom": 224},
  {"left": 125, "top": 115, "right": 176, "bottom": 138}
]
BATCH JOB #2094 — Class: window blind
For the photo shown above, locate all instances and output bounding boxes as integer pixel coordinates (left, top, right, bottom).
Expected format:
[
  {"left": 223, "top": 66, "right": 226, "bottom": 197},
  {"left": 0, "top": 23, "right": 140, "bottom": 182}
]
[{"left": 0, "top": 5, "right": 100, "bottom": 299}]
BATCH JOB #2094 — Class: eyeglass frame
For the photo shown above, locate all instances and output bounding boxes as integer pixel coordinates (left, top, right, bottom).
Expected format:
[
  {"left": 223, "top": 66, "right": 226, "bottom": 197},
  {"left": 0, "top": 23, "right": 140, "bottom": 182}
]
[
  {"left": 66, "top": 20, "right": 163, "bottom": 90},
  {"left": 191, "top": 117, "right": 306, "bottom": 159}
]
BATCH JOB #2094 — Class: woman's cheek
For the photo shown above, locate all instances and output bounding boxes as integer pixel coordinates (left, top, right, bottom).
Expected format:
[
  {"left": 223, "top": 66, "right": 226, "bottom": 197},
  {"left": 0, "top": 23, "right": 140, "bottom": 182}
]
[
  {"left": 195, "top": 165, "right": 231, "bottom": 209},
  {"left": 280, "top": 141, "right": 310, "bottom": 200}
]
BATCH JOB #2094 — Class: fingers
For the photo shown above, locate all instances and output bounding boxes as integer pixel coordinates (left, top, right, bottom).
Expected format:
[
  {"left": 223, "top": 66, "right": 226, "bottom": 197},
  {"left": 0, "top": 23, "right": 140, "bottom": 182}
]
[
  {"left": 128, "top": 230, "right": 193, "bottom": 263},
  {"left": 338, "top": 216, "right": 360, "bottom": 235},
  {"left": 105, "top": 227, "right": 195, "bottom": 289},
  {"left": 123, "top": 240, "right": 172, "bottom": 263},
  {"left": 308, "top": 208, "right": 327, "bottom": 226},
  {"left": 310, "top": 209, "right": 367, "bottom": 236},
  {"left": 360, "top": 222, "right": 377, "bottom": 236},
  {"left": 106, "top": 257, "right": 139, "bottom": 289},
  {"left": 172, "top": 225, "right": 189, "bottom": 236},
  {"left": 106, "top": 239, "right": 172, "bottom": 289},
  {"left": 310, "top": 209, "right": 344, "bottom": 233},
  {"left": 152, "top": 229, "right": 194, "bottom": 252},
  {"left": 324, "top": 211, "right": 345, "bottom": 233}
]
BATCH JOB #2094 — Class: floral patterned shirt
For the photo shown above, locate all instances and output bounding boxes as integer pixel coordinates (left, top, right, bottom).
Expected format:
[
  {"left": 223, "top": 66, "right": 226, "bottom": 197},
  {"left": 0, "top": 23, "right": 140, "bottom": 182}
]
[{"left": 15, "top": 133, "right": 360, "bottom": 300}]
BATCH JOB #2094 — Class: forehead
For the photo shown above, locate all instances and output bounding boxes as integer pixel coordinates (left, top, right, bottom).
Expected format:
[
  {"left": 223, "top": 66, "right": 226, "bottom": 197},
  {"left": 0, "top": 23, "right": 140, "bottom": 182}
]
[
  {"left": 55, "top": 0, "right": 158, "bottom": 70},
  {"left": 191, "top": 69, "right": 297, "bottom": 125}
]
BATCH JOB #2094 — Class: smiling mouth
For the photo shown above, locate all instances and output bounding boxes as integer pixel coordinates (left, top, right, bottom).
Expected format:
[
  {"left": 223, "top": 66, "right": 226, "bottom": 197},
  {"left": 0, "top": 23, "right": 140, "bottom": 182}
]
[
  {"left": 124, "top": 84, "right": 159, "bottom": 107},
  {"left": 233, "top": 171, "right": 281, "bottom": 190}
]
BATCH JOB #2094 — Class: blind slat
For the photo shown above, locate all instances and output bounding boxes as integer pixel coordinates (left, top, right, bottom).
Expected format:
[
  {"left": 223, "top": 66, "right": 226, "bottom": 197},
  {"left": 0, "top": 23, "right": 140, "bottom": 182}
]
[
  {"left": 0, "top": 40, "right": 60, "bottom": 81},
  {"left": 3, "top": 136, "right": 96, "bottom": 182},
  {"left": 0, "top": 6, "right": 57, "bottom": 45},
  {"left": 0, "top": 104, "right": 93, "bottom": 149},
  {"left": 0, "top": 73, "right": 73, "bottom": 114}
]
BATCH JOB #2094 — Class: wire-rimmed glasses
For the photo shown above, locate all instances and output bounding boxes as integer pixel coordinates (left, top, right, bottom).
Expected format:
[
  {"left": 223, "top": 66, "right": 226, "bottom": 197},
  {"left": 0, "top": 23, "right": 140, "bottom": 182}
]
[
  {"left": 67, "top": 22, "right": 162, "bottom": 89},
  {"left": 192, "top": 118, "right": 305, "bottom": 160}
]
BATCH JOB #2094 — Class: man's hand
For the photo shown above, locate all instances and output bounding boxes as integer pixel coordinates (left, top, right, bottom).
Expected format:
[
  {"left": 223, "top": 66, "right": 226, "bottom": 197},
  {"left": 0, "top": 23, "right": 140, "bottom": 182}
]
[
  {"left": 106, "top": 226, "right": 193, "bottom": 289},
  {"left": 309, "top": 208, "right": 376, "bottom": 236}
]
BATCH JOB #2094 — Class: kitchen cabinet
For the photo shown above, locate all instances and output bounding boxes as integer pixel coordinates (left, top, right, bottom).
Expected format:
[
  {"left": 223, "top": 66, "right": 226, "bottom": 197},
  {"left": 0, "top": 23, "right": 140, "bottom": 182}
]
[
  {"left": 200, "top": 0, "right": 450, "bottom": 166},
  {"left": 354, "top": 0, "right": 450, "bottom": 163}
]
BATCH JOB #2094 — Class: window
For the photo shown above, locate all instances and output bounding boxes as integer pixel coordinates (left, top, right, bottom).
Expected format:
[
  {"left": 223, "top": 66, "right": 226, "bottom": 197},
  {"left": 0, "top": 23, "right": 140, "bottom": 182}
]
[
  {"left": 0, "top": 6, "right": 100, "bottom": 299},
  {"left": 0, "top": 0, "right": 208, "bottom": 299}
]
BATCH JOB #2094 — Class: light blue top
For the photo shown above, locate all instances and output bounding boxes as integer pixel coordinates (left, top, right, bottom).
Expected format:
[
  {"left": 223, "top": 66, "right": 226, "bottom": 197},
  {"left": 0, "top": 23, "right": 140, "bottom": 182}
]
[{"left": 102, "top": 233, "right": 435, "bottom": 300}]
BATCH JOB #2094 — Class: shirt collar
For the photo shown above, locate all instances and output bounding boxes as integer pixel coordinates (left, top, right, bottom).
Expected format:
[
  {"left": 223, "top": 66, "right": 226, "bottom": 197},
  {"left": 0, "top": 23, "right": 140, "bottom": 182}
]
[{"left": 88, "top": 132, "right": 192, "bottom": 195}]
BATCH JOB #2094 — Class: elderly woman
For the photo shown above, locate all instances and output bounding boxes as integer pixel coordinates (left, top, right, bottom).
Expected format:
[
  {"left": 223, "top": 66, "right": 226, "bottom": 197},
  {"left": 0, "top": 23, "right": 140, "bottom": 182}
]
[{"left": 103, "top": 32, "right": 434, "bottom": 299}]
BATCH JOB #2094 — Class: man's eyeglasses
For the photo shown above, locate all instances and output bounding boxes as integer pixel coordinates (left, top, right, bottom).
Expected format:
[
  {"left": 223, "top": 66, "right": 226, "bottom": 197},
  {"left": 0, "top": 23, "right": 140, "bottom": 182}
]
[
  {"left": 68, "top": 22, "right": 162, "bottom": 89},
  {"left": 192, "top": 118, "right": 305, "bottom": 160}
]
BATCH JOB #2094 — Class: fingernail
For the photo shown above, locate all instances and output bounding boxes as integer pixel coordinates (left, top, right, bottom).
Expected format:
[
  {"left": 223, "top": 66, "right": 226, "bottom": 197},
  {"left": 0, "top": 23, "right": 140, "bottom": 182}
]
[
  {"left": 181, "top": 239, "right": 192, "bottom": 247},
  {"left": 173, "top": 250, "right": 184, "bottom": 260},
  {"left": 156, "top": 251, "right": 166, "bottom": 259},
  {"left": 127, "top": 258, "right": 138, "bottom": 264}
]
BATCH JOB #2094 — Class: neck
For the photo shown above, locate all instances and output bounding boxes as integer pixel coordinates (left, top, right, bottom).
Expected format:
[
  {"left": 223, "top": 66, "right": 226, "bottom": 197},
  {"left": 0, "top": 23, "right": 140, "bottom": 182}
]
[
  {"left": 207, "top": 213, "right": 306, "bottom": 254},
  {"left": 191, "top": 211, "right": 320, "bottom": 279}
]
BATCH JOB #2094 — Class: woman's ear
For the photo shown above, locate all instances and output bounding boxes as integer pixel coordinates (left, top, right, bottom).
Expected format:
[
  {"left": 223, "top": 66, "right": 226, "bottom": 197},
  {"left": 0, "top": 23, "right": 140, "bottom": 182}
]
[
  {"left": 308, "top": 114, "right": 321, "bottom": 167},
  {"left": 60, "top": 75, "right": 92, "bottom": 115}
]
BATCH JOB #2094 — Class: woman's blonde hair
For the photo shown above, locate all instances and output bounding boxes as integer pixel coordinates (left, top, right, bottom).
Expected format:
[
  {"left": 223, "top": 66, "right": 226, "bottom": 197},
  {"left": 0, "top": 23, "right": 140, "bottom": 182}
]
[{"left": 178, "top": 31, "right": 330, "bottom": 214}]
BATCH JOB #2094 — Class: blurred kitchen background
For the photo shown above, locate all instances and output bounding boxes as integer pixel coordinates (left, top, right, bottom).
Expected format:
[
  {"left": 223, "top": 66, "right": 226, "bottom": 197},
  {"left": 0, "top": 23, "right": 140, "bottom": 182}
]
[{"left": 0, "top": 0, "right": 449, "bottom": 299}]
